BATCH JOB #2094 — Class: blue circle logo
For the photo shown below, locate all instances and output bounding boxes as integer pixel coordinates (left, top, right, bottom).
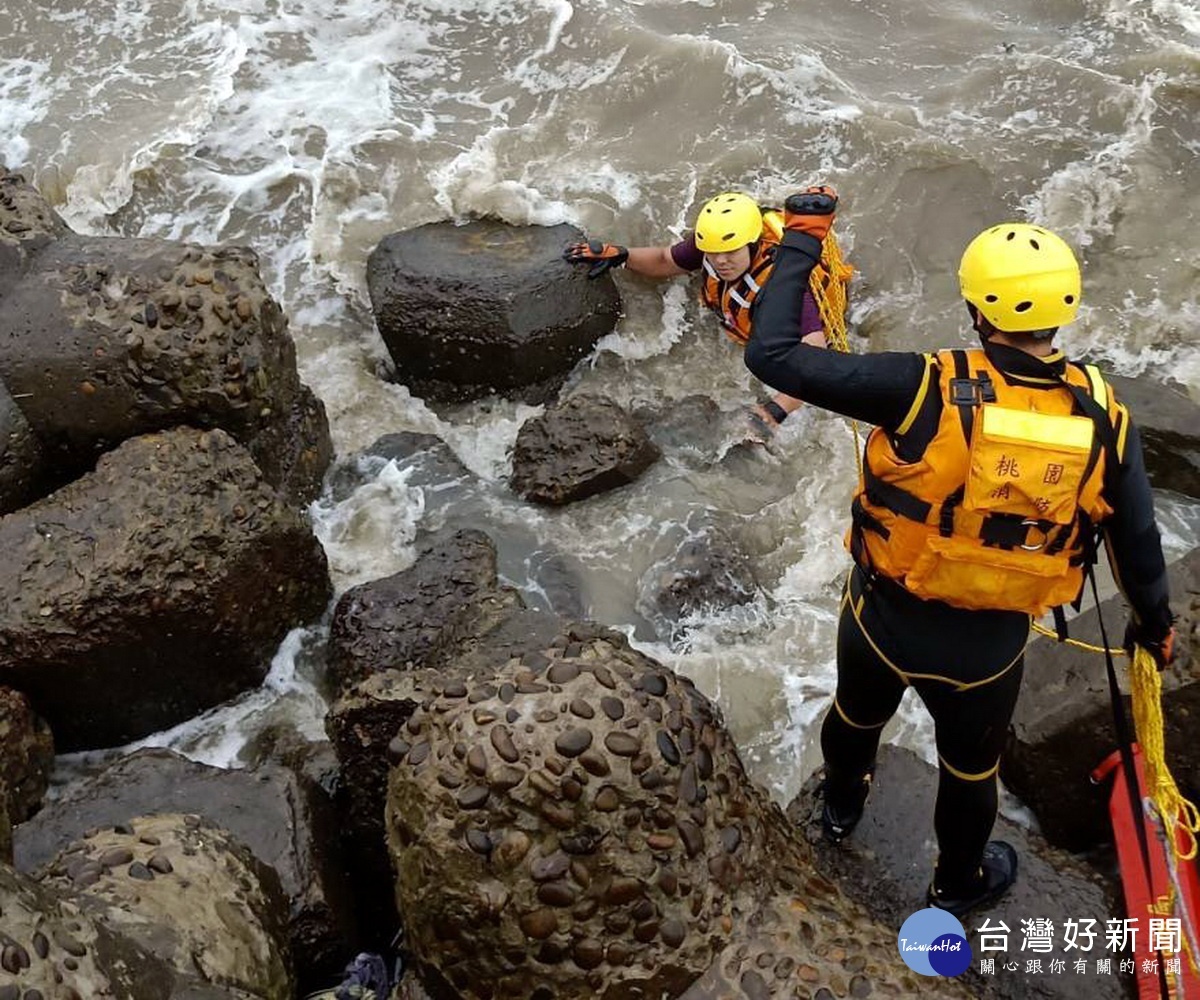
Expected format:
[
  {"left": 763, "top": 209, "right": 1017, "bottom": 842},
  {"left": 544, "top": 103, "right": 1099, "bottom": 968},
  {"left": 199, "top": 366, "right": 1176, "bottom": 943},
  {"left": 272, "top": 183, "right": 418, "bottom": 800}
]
[{"left": 897, "top": 908, "right": 972, "bottom": 976}]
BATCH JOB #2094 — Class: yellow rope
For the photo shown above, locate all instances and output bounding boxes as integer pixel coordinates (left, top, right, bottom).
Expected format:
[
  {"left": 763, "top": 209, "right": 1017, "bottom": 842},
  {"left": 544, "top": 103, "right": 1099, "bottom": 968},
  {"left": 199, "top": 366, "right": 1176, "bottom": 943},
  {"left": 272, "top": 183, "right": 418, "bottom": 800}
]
[
  {"left": 1030, "top": 620, "right": 1126, "bottom": 653},
  {"left": 809, "top": 229, "right": 862, "bottom": 475},
  {"left": 1130, "top": 645, "right": 1200, "bottom": 861}
]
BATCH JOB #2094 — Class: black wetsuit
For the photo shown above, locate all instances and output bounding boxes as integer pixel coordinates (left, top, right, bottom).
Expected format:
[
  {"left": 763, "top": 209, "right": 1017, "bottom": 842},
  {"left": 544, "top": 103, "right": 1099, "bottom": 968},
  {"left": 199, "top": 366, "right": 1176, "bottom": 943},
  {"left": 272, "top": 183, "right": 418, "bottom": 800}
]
[{"left": 744, "top": 229, "right": 1173, "bottom": 890}]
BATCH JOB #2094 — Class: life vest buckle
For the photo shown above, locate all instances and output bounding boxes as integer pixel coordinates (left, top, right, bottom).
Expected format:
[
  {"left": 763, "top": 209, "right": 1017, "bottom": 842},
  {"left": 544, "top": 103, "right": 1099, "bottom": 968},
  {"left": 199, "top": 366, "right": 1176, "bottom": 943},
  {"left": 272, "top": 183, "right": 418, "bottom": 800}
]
[
  {"left": 949, "top": 377, "right": 996, "bottom": 406},
  {"left": 1019, "top": 519, "right": 1048, "bottom": 552}
]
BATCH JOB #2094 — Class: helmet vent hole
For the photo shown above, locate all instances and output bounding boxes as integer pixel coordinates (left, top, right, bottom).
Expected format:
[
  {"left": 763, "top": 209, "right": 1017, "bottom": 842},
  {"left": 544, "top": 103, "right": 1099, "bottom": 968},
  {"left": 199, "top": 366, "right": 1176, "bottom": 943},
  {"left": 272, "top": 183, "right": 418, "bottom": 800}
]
[
  {"left": 722, "top": 232, "right": 736, "bottom": 243},
  {"left": 1014, "top": 301, "right": 1033, "bottom": 313},
  {"left": 1006, "top": 231, "right": 1016, "bottom": 241},
  {"left": 1064, "top": 295, "right": 1075, "bottom": 304},
  {"left": 1029, "top": 238, "right": 1040, "bottom": 250},
  {"left": 985, "top": 295, "right": 999, "bottom": 303}
]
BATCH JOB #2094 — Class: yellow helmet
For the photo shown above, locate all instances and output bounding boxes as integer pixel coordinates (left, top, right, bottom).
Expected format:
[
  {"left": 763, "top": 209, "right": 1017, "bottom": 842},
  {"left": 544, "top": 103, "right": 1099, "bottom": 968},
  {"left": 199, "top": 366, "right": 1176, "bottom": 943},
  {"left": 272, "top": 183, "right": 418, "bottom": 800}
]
[
  {"left": 694, "top": 192, "right": 763, "bottom": 253},
  {"left": 958, "top": 223, "right": 1081, "bottom": 333}
]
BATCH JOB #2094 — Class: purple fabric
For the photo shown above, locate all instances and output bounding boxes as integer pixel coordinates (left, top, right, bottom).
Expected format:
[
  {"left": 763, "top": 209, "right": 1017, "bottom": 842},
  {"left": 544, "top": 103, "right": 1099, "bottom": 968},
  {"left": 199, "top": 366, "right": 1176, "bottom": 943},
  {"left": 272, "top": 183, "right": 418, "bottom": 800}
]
[{"left": 669, "top": 233, "right": 824, "bottom": 337}]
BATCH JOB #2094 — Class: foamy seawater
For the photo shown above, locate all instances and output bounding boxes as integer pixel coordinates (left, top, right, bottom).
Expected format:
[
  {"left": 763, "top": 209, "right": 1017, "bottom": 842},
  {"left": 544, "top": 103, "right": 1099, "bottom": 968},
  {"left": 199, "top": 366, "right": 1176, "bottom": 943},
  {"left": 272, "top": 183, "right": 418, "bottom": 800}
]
[{"left": 3, "top": 0, "right": 1198, "bottom": 804}]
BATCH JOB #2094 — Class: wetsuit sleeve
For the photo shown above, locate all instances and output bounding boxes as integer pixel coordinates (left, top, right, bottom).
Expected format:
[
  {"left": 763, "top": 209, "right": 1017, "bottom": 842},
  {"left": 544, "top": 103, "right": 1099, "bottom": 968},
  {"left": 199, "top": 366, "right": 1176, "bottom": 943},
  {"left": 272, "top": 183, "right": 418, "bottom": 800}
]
[
  {"left": 1101, "top": 419, "right": 1173, "bottom": 636},
  {"left": 745, "top": 231, "right": 927, "bottom": 430},
  {"left": 670, "top": 234, "right": 704, "bottom": 272}
]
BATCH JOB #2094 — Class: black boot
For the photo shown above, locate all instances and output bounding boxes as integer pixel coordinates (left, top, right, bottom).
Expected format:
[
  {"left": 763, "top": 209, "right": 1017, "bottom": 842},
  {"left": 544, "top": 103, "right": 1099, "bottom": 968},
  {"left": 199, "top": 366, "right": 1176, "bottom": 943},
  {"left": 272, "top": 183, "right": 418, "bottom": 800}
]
[
  {"left": 927, "top": 841, "right": 1019, "bottom": 918},
  {"left": 820, "top": 764, "right": 875, "bottom": 843}
]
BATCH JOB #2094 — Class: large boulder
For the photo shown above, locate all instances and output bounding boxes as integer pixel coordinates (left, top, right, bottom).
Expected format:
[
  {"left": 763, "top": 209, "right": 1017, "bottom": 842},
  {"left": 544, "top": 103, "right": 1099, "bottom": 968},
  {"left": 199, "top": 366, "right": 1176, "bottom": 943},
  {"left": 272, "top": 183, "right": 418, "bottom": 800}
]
[
  {"left": 366, "top": 219, "right": 620, "bottom": 404},
  {"left": 0, "top": 427, "right": 332, "bottom": 751},
  {"left": 1002, "top": 546, "right": 1200, "bottom": 850},
  {"left": 0, "top": 686, "right": 54, "bottom": 824},
  {"left": 0, "top": 860, "right": 256, "bottom": 999},
  {"left": 509, "top": 393, "right": 660, "bottom": 505},
  {"left": 0, "top": 167, "right": 331, "bottom": 505},
  {"left": 34, "top": 814, "right": 295, "bottom": 999},
  {"left": 12, "top": 748, "right": 356, "bottom": 992},
  {"left": 385, "top": 626, "right": 968, "bottom": 1000},
  {"left": 1107, "top": 373, "right": 1200, "bottom": 499}
]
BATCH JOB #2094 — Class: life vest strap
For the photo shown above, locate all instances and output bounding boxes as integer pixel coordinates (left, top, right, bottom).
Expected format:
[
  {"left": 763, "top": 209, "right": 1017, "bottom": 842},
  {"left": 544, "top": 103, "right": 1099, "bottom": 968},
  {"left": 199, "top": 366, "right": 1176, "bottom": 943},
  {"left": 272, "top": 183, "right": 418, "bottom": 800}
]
[{"left": 862, "top": 464, "right": 932, "bottom": 524}]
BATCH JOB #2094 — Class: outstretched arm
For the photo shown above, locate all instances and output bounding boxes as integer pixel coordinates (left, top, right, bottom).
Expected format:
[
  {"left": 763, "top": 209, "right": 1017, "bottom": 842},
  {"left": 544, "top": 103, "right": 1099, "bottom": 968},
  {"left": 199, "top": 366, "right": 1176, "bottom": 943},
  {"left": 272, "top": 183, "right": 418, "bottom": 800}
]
[{"left": 563, "top": 240, "right": 688, "bottom": 279}]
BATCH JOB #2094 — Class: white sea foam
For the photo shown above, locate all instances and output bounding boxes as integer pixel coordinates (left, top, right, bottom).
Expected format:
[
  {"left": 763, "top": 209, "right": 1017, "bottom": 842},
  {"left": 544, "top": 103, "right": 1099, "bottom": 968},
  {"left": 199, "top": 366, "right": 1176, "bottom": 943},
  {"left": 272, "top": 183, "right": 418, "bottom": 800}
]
[{"left": 310, "top": 459, "right": 427, "bottom": 593}]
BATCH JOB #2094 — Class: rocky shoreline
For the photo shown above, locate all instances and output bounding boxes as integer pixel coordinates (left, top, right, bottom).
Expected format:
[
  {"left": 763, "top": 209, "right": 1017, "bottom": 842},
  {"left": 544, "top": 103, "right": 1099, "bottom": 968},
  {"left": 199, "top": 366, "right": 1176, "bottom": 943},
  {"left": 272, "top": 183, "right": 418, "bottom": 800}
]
[{"left": 1, "top": 167, "right": 1198, "bottom": 999}]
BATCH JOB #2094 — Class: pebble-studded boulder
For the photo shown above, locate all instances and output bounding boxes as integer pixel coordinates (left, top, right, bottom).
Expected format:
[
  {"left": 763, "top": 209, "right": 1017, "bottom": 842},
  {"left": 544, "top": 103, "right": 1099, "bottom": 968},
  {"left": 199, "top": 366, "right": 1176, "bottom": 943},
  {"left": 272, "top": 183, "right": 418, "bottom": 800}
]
[
  {"left": 366, "top": 219, "right": 620, "bottom": 405},
  {"left": 509, "top": 394, "right": 660, "bottom": 506},
  {"left": 0, "top": 860, "right": 256, "bottom": 999},
  {"left": 1003, "top": 546, "right": 1200, "bottom": 850},
  {"left": 0, "top": 377, "right": 47, "bottom": 515},
  {"left": 34, "top": 814, "right": 294, "bottom": 1000},
  {"left": 12, "top": 747, "right": 355, "bottom": 993},
  {"left": 0, "top": 427, "right": 332, "bottom": 751},
  {"left": 0, "top": 166, "right": 331, "bottom": 506},
  {"left": 0, "top": 686, "right": 54, "bottom": 824},
  {"left": 385, "top": 627, "right": 968, "bottom": 1000}
]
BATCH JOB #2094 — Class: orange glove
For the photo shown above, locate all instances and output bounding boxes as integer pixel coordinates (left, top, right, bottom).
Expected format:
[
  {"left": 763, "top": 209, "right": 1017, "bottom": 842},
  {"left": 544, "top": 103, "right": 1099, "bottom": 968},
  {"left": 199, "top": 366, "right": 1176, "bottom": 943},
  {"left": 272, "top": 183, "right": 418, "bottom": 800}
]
[
  {"left": 563, "top": 240, "right": 629, "bottom": 279},
  {"left": 783, "top": 185, "right": 838, "bottom": 240}
]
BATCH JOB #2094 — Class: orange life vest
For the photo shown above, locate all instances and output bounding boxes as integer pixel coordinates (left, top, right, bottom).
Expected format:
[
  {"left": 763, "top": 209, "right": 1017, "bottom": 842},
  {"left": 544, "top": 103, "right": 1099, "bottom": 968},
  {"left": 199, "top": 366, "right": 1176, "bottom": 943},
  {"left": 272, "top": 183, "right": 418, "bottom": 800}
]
[
  {"left": 849, "top": 348, "right": 1125, "bottom": 617},
  {"left": 699, "top": 230, "right": 779, "bottom": 346}
]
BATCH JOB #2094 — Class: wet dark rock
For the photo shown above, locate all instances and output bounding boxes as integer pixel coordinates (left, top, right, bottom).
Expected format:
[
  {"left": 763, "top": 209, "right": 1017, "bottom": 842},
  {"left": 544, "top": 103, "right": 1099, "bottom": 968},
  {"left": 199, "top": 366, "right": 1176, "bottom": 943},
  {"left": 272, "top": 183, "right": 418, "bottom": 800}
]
[
  {"left": 0, "top": 859, "right": 253, "bottom": 998},
  {"left": 0, "top": 378, "right": 47, "bottom": 514},
  {"left": 326, "top": 528, "right": 502, "bottom": 695},
  {"left": 11, "top": 747, "right": 354, "bottom": 991},
  {"left": 366, "top": 219, "right": 620, "bottom": 404},
  {"left": 509, "top": 393, "right": 660, "bottom": 505},
  {"left": 0, "top": 167, "right": 331, "bottom": 505},
  {"left": 788, "top": 744, "right": 1125, "bottom": 1000},
  {"left": 386, "top": 629, "right": 964, "bottom": 1000},
  {"left": 326, "top": 431, "right": 473, "bottom": 505},
  {"left": 1003, "top": 546, "right": 1200, "bottom": 850},
  {"left": 0, "top": 688, "right": 53, "bottom": 824},
  {"left": 636, "top": 517, "right": 760, "bottom": 642},
  {"left": 1106, "top": 374, "right": 1200, "bottom": 499},
  {"left": 325, "top": 670, "right": 424, "bottom": 949},
  {"left": 0, "top": 428, "right": 331, "bottom": 751},
  {"left": 632, "top": 394, "right": 726, "bottom": 466},
  {"left": 34, "top": 814, "right": 294, "bottom": 999}
]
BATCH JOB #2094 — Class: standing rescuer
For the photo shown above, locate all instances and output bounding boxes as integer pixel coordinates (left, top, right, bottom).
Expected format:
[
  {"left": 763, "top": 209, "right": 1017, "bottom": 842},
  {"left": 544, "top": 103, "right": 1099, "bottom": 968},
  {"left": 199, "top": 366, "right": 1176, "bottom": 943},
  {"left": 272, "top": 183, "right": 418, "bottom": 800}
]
[
  {"left": 745, "top": 190, "right": 1177, "bottom": 917},
  {"left": 562, "top": 191, "right": 844, "bottom": 433}
]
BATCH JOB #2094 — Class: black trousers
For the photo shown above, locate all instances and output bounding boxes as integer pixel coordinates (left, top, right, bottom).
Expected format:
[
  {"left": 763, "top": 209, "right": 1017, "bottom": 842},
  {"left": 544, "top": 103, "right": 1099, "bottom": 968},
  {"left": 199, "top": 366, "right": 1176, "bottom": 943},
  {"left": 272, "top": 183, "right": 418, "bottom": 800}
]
[{"left": 821, "top": 565, "right": 1028, "bottom": 890}]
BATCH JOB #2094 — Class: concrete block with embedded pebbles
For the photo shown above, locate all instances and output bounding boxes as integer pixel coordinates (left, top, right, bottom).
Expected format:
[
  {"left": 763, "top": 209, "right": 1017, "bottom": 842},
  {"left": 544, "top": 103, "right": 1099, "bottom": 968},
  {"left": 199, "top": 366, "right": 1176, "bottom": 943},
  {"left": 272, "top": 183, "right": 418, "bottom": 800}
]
[
  {"left": 0, "top": 687, "right": 53, "bottom": 826},
  {"left": 33, "top": 814, "right": 294, "bottom": 999},
  {"left": 385, "top": 628, "right": 968, "bottom": 1000},
  {"left": 0, "top": 860, "right": 255, "bottom": 999},
  {"left": 366, "top": 219, "right": 621, "bottom": 405},
  {"left": 0, "top": 165, "right": 331, "bottom": 506},
  {"left": 509, "top": 393, "right": 660, "bottom": 506},
  {"left": 0, "top": 427, "right": 332, "bottom": 751}
]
